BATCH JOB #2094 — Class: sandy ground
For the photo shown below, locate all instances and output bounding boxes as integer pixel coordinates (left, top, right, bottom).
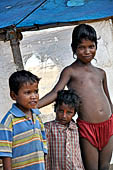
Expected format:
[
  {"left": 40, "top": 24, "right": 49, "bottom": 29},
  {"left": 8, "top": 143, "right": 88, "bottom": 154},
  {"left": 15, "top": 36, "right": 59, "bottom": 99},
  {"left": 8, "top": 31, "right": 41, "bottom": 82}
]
[{"left": 0, "top": 162, "right": 113, "bottom": 169}]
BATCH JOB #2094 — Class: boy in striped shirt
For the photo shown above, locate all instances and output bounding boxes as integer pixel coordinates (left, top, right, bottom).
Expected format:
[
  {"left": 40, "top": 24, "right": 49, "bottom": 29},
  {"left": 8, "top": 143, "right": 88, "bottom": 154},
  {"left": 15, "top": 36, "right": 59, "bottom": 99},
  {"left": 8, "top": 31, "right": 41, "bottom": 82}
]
[
  {"left": 0, "top": 70, "right": 47, "bottom": 170},
  {"left": 45, "top": 90, "right": 84, "bottom": 170}
]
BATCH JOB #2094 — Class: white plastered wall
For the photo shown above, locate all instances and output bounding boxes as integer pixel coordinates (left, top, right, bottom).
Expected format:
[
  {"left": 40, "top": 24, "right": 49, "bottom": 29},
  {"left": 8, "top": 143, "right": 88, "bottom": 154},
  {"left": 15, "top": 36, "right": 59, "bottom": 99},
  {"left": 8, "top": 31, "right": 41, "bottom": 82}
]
[{"left": 0, "top": 41, "right": 16, "bottom": 120}]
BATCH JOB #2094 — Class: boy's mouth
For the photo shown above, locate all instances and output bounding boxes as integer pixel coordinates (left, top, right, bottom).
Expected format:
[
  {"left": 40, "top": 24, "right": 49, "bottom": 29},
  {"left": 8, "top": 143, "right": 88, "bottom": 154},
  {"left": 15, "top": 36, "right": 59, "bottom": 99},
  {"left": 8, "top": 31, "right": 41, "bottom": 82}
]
[
  {"left": 29, "top": 101, "right": 37, "bottom": 105},
  {"left": 84, "top": 55, "right": 92, "bottom": 58},
  {"left": 61, "top": 119, "right": 67, "bottom": 122}
]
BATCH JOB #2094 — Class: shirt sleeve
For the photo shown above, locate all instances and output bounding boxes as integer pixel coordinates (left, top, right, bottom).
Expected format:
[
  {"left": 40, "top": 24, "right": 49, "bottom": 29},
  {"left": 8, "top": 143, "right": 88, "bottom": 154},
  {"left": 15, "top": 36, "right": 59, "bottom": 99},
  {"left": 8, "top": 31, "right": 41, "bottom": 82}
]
[
  {"left": 37, "top": 116, "right": 48, "bottom": 154},
  {"left": 44, "top": 122, "right": 52, "bottom": 170},
  {"left": 0, "top": 123, "right": 12, "bottom": 157},
  {"left": 44, "top": 122, "right": 50, "bottom": 138}
]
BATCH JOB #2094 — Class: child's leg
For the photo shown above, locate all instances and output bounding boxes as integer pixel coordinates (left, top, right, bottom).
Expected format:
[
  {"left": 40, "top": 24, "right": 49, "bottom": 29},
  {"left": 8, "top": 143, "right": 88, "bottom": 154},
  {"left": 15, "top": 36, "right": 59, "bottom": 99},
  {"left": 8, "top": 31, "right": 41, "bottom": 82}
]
[
  {"left": 79, "top": 138, "right": 99, "bottom": 170},
  {"left": 99, "top": 135, "right": 113, "bottom": 170}
]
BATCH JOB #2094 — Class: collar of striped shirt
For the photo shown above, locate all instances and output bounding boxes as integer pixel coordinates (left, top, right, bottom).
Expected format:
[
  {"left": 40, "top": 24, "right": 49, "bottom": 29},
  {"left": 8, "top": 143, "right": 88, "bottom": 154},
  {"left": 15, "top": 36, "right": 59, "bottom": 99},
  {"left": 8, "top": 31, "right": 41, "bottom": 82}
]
[{"left": 9, "top": 103, "right": 40, "bottom": 117}]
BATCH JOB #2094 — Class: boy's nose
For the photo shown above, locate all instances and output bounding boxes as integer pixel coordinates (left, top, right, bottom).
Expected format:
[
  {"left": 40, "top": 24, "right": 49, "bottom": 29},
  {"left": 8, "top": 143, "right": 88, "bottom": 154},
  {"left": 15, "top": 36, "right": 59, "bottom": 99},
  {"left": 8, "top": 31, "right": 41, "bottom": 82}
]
[
  {"left": 63, "top": 110, "right": 67, "bottom": 118},
  {"left": 85, "top": 48, "right": 90, "bottom": 54},
  {"left": 31, "top": 93, "right": 37, "bottom": 98}
]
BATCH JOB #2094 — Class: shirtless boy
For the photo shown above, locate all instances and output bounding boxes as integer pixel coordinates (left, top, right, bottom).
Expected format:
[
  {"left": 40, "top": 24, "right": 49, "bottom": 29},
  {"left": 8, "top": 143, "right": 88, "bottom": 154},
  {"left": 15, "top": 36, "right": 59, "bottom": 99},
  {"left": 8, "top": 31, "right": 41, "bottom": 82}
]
[{"left": 38, "top": 24, "right": 113, "bottom": 170}]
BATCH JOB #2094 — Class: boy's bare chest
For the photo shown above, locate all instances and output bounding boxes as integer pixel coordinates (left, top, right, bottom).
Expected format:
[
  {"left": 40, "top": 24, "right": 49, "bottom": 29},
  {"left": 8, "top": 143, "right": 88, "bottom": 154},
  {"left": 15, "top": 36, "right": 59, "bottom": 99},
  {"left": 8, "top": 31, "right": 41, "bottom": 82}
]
[{"left": 68, "top": 68, "right": 103, "bottom": 89}]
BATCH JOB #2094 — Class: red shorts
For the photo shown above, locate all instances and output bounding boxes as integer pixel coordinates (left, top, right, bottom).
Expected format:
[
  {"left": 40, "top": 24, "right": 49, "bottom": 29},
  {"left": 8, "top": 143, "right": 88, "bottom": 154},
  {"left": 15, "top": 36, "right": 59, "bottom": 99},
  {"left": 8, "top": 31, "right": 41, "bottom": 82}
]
[{"left": 77, "top": 114, "right": 113, "bottom": 151}]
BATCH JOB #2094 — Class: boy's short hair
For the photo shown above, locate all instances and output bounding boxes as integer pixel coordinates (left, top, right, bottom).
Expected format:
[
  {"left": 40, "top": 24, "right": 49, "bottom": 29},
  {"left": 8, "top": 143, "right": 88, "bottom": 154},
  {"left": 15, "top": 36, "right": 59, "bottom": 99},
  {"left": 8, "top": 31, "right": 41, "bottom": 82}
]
[
  {"left": 71, "top": 24, "right": 97, "bottom": 54},
  {"left": 54, "top": 89, "right": 80, "bottom": 113},
  {"left": 9, "top": 70, "right": 40, "bottom": 94}
]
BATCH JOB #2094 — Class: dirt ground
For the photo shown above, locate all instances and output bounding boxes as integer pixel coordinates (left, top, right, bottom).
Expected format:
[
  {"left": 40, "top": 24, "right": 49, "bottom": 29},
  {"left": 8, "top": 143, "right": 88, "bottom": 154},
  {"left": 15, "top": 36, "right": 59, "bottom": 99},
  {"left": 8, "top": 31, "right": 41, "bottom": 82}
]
[{"left": 0, "top": 164, "right": 113, "bottom": 169}]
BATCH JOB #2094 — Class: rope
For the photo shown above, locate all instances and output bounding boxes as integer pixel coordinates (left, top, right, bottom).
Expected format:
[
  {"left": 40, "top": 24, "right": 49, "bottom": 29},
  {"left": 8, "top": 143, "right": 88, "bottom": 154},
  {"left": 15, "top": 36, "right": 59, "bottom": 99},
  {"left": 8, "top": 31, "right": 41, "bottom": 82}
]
[{"left": 15, "top": 0, "right": 48, "bottom": 26}]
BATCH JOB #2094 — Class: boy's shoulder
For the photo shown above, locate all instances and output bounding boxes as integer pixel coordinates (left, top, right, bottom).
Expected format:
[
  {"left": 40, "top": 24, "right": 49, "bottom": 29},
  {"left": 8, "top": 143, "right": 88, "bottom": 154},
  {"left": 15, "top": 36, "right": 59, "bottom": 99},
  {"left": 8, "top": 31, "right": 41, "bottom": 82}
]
[
  {"left": 32, "top": 108, "right": 41, "bottom": 115},
  {"left": 61, "top": 64, "right": 76, "bottom": 76},
  {"left": 0, "top": 109, "right": 14, "bottom": 128},
  {"left": 44, "top": 120, "right": 78, "bottom": 133},
  {"left": 44, "top": 120, "right": 55, "bottom": 125},
  {"left": 44, "top": 120, "right": 55, "bottom": 128},
  {"left": 94, "top": 66, "right": 106, "bottom": 76},
  {"left": 63, "top": 63, "right": 74, "bottom": 71},
  {"left": 0, "top": 103, "right": 25, "bottom": 126},
  {"left": 63, "top": 62, "right": 82, "bottom": 72}
]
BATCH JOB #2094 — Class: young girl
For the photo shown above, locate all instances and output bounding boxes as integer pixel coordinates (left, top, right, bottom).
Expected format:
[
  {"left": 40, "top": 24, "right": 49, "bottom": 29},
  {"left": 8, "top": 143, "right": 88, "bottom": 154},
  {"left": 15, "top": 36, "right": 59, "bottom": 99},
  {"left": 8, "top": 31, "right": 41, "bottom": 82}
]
[{"left": 38, "top": 24, "right": 113, "bottom": 170}]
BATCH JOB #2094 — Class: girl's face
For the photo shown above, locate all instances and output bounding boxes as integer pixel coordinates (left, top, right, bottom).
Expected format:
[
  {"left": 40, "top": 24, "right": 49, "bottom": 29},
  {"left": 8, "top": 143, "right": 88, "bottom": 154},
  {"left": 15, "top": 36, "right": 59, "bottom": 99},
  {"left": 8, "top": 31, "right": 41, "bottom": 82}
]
[
  {"left": 56, "top": 102, "right": 75, "bottom": 126},
  {"left": 11, "top": 82, "right": 39, "bottom": 114},
  {"left": 76, "top": 39, "right": 96, "bottom": 64}
]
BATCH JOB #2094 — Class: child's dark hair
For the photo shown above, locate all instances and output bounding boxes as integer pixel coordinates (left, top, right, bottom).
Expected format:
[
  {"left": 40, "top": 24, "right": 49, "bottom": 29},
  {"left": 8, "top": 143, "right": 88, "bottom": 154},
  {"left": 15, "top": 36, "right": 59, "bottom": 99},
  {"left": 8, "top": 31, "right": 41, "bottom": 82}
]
[
  {"left": 9, "top": 70, "right": 40, "bottom": 94},
  {"left": 54, "top": 89, "right": 80, "bottom": 113},
  {"left": 71, "top": 24, "right": 97, "bottom": 54}
]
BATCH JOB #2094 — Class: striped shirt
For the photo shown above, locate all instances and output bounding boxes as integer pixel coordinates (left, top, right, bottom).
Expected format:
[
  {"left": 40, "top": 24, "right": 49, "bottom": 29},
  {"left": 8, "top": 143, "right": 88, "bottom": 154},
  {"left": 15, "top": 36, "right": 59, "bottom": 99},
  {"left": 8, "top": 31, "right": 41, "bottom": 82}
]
[
  {"left": 0, "top": 104, "right": 47, "bottom": 170},
  {"left": 45, "top": 120, "right": 84, "bottom": 170}
]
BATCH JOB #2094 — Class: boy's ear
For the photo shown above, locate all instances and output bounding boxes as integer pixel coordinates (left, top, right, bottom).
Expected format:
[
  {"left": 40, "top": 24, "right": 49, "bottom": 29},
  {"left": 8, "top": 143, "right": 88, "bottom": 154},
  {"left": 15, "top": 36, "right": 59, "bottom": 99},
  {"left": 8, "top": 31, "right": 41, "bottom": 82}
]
[{"left": 10, "top": 91, "right": 17, "bottom": 101}]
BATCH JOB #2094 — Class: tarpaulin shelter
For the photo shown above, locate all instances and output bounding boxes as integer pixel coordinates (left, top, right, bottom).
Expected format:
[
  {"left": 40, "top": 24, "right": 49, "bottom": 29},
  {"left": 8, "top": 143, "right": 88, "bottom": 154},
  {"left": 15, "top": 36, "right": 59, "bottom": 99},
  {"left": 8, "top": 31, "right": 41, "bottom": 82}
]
[
  {"left": 0, "top": 0, "right": 113, "bottom": 70},
  {"left": 0, "top": 0, "right": 113, "bottom": 29}
]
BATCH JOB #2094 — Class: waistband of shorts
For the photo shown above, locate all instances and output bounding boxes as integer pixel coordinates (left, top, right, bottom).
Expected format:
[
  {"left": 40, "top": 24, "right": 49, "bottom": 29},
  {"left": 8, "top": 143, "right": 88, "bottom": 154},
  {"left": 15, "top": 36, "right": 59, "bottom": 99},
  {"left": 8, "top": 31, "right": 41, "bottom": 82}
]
[{"left": 77, "top": 113, "right": 113, "bottom": 126}]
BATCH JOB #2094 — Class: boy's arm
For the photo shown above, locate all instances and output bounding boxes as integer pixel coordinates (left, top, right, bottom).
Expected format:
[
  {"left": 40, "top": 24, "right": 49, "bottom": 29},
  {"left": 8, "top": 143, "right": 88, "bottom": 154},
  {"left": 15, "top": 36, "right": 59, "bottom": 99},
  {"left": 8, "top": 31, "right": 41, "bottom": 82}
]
[
  {"left": 38, "top": 116, "right": 48, "bottom": 154},
  {"left": 38, "top": 66, "right": 71, "bottom": 108},
  {"left": 0, "top": 122, "right": 13, "bottom": 169},
  {"left": 2, "top": 157, "right": 12, "bottom": 170},
  {"left": 103, "top": 71, "right": 113, "bottom": 112},
  {"left": 44, "top": 122, "right": 51, "bottom": 169}
]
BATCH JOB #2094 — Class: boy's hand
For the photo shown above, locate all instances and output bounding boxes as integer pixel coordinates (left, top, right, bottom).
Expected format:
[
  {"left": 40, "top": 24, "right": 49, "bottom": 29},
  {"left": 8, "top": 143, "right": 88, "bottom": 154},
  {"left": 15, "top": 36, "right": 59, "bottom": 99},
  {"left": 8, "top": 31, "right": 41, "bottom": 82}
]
[{"left": 2, "top": 157, "right": 12, "bottom": 170}]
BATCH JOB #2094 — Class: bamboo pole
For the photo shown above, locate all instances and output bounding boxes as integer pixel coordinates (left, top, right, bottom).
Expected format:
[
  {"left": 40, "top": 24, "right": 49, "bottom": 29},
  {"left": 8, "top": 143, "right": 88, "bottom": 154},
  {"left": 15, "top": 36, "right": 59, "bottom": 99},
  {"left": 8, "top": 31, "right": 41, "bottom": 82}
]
[{"left": 10, "top": 38, "right": 24, "bottom": 71}]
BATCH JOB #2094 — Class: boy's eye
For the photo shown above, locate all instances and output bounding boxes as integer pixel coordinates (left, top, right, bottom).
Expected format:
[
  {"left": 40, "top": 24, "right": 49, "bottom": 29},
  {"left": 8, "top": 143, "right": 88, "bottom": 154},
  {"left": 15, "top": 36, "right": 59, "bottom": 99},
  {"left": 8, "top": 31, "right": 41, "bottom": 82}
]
[
  {"left": 34, "top": 89, "right": 39, "bottom": 94},
  {"left": 24, "top": 91, "right": 31, "bottom": 94},
  {"left": 89, "top": 45, "right": 95, "bottom": 49},
  {"left": 58, "top": 110, "right": 73, "bottom": 115},
  {"left": 67, "top": 111, "right": 73, "bottom": 115},
  {"left": 78, "top": 46, "right": 84, "bottom": 50},
  {"left": 58, "top": 110, "right": 64, "bottom": 113}
]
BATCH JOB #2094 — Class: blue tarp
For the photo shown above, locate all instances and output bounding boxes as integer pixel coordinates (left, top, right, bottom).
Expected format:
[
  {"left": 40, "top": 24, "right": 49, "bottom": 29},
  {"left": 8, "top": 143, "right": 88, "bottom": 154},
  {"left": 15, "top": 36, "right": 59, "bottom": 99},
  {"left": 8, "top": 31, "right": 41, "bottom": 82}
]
[{"left": 0, "top": 0, "right": 113, "bottom": 29}]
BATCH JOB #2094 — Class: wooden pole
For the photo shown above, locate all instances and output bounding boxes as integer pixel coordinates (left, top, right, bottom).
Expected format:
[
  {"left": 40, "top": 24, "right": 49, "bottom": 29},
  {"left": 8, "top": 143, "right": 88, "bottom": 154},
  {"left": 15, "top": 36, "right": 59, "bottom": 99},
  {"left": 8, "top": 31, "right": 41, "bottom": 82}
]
[
  {"left": 10, "top": 38, "right": 24, "bottom": 71},
  {"left": 0, "top": 28, "right": 24, "bottom": 71}
]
